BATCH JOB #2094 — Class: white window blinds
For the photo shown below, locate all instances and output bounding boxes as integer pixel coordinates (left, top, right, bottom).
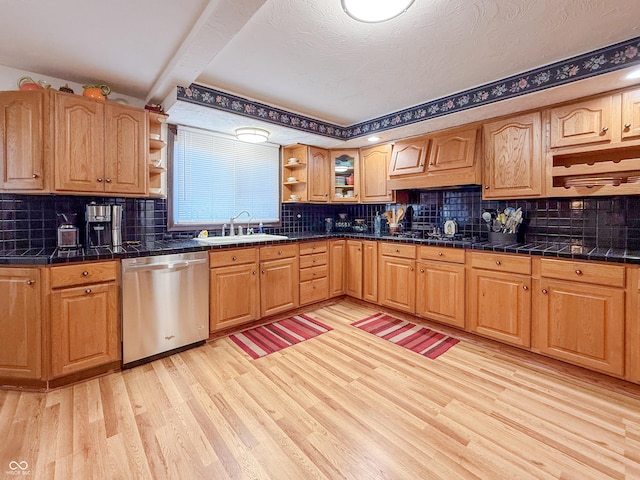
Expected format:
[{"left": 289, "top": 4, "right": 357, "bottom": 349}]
[{"left": 171, "top": 126, "right": 280, "bottom": 229}]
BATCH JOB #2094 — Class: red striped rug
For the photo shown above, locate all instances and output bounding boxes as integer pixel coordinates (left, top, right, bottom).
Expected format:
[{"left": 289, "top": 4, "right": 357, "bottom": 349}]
[
  {"left": 229, "top": 314, "right": 332, "bottom": 359},
  {"left": 352, "top": 313, "right": 460, "bottom": 359}
]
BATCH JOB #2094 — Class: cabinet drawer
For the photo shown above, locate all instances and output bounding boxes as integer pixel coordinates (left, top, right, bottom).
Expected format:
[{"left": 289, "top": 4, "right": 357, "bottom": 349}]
[
  {"left": 300, "top": 265, "right": 328, "bottom": 282},
  {"left": 209, "top": 248, "right": 258, "bottom": 268},
  {"left": 299, "top": 252, "right": 327, "bottom": 269},
  {"left": 49, "top": 261, "right": 118, "bottom": 288},
  {"left": 470, "top": 252, "right": 531, "bottom": 275},
  {"left": 379, "top": 243, "right": 417, "bottom": 259},
  {"left": 299, "top": 240, "right": 328, "bottom": 256},
  {"left": 260, "top": 243, "right": 298, "bottom": 261},
  {"left": 300, "top": 277, "right": 329, "bottom": 305},
  {"left": 419, "top": 245, "right": 465, "bottom": 264},
  {"left": 540, "top": 258, "right": 625, "bottom": 287}
]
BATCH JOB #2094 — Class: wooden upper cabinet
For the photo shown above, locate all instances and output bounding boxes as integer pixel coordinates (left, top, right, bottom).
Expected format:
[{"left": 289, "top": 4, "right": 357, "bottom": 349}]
[
  {"left": 359, "top": 144, "right": 393, "bottom": 203},
  {"left": 0, "top": 91, "right": 46, "bottom": 191},
  {"left": 622, "top": 89, "right": 640, "bottom": 140},
  {"left": 330, "top": 149, "right": 359, "bottom": 202},
  {"left": 427, "top": 127, "right": 477, "bottom": 174},
  {"left": 307, "top": 146, "right": 330, "bottom": 202},
  {"left": 54, "top": 92, "right": 105, "bottom": 193},
  {"left": 104, "top": 103, "right": 147, "bottom": 194},
  {"left": 549, "top": 96, "right": 614, "bottom": 148},
  {"left": 388, "top": 136, "right": 429, "bottom": 177},
  {"left": 483, "top": 111, "right": 543, "bottom": 199}
]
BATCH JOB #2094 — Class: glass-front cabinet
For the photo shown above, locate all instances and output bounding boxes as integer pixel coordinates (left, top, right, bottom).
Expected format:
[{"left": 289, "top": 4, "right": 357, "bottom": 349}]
[{"left": 330, "top": 149, "right": 359, "bottom": 203}]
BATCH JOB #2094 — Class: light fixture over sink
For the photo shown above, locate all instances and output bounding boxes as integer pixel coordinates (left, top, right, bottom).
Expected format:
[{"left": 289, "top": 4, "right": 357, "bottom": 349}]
[
  {"left": 235, "top": 127, "right": 270, "bottom": 143},
  {"left": 341, "top": 0, "right": 415, "bottom": 23}
]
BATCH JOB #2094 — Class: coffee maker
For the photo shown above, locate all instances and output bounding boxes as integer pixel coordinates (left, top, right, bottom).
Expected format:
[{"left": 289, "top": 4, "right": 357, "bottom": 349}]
[{"left": 85, "top": 203, "right": 111, "bottom": 248}]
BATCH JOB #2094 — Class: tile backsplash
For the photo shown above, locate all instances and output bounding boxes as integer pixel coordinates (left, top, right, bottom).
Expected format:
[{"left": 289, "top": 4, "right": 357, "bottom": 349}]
[{"left": 1, "top": 187, "right": 639, "bottom": 251}]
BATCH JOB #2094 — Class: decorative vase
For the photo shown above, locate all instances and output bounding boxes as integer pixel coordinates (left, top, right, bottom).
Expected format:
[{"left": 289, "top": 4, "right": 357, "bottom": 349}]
[{"left": 82, "top": 84, "right": 111, "bottom": 101}]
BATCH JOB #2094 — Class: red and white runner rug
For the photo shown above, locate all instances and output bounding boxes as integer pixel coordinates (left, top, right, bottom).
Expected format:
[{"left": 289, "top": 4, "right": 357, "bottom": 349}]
[
  {"left": 230, "top": 314, "right": 332, "bottom": 359},
  {"left": 352, "top": 312, "right": 459, "bottom": 360}
]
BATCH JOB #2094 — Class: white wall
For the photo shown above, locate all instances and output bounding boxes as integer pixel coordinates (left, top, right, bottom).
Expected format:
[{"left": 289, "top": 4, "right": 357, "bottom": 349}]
[{"left": 0, "top": 64, "right": 145, "bottom": 107}]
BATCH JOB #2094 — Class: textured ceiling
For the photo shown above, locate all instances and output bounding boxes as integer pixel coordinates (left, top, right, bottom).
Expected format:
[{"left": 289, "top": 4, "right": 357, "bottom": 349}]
[{"left": 0, "top": 0, "right": 639, "bottom": 146}]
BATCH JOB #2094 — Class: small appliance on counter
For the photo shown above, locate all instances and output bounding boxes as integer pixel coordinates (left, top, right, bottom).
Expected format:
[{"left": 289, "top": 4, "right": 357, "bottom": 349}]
[
  {"left": 85, "top": 203, "right": 112, "bottom": 248},
  {"left": 56, "top": 213, "right": 79, "bottom": 249},
  {"left": 111, "top": 205, "right": 123, "bottom": 247}
]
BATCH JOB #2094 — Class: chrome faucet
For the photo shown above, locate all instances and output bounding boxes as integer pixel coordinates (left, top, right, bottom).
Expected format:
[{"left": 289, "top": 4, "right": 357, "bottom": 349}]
[{"left": 229, "top": 210, "right": 250, "bottom": 236}]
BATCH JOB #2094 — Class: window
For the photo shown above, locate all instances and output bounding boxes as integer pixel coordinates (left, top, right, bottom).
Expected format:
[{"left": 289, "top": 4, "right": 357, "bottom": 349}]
[{"left": 169, "top": 125, "right": 280, "bottom": 230}]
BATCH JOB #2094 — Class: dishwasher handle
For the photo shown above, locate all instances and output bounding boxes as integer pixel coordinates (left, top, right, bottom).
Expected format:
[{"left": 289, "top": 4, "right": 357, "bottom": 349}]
[{"left": 123, "top": 257, "right": 207, "bottom": 272}]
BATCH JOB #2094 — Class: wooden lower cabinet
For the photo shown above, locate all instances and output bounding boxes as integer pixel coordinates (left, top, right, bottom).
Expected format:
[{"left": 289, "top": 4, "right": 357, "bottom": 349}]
[
  {"left": 378, "top": 244, "right": 416, "bottom": 313},
  {"left": 260, "top": 245, "right": 299, "bottom": 317},
  {"left": 362, "top": 241, "right": 378, "bottom": 303},
  {"left": 299, "top": 241, "right": 328, "bottom": 305},
  {"left": 329, "top": 240, "right": 346, "bottom": 297},
  {"left": 468, "top": 263, "right": 531, "bottom": 348},
  {"left": 346, "top": 240, "right": 363, "bottom": 298},
  {"left": 532, "top": 258, "right": 626, "bottom": 376},
  {"left": 209, "top": 248, "right": 259, "bottom": 331},
  {"left": 50, "top": 280, "right": 119, "bottom": 378},
  {"left": 0, "top": 268, "right": 41, "bottom": 379},
  {"left": 416, "top": 260, "right": 465, "bottom": 328}
]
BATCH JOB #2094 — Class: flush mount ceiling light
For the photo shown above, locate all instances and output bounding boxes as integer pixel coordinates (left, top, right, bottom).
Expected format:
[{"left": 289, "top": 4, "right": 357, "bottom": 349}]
[
  {"left": 341, "top": 0, "right": 415, "bottom": 23},
  {"left": 626, "top": 68, "right": 640, "bottom": 80},
  {"left": 235, "top": 127, "right": 270, "bottom": 143},
  {"left": 367, "top": 135, "right": 381, "bottom": 142}
]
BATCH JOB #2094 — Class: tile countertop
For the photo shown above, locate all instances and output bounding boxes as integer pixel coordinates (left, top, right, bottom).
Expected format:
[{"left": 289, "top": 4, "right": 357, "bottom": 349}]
[{"left": 1, "top": 233, "right": 639, "bottom": 266}]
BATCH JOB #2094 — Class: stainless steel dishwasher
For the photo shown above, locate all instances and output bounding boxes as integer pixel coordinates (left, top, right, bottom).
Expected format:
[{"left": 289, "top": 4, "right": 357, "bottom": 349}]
[{"left": 121, "top": 251, "right": 209, "bottom": 366}]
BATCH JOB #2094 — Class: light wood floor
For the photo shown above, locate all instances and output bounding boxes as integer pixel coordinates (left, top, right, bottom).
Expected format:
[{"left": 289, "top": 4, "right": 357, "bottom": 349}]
[{"left": 2, "top": 299, "right": 640, "bottom": 479}]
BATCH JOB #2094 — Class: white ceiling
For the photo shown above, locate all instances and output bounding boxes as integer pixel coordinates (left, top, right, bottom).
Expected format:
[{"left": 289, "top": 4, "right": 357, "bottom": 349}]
[{"left": 1, "top": 0, "right": 640, "bottom": 147}]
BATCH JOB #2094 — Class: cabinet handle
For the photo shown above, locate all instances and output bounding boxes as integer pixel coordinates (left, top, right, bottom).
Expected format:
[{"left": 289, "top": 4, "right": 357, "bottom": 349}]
[
  {"left": 485, "top": 185, "right": 490, "bottom": 189},
  {"left": 355, "top": 193, "right": 358, "bottom": 198},
  {"left": 252, "top": 271, "right": 257, "bottom": 275},
  {"left": 232, "top": 256, "right": 237, "bottom": 261},
  {"left": 105, "top": 178, "right": 111, "bottom": 183},
  {"left": 312, "top": 259, "right": 317, "bottom": 263},
  {"left": 438, "top": 252, "right": 443, "bottom": 256},
  {"left": 85, "top": 288, "right": 92, "bottom": 294},
  {"left": 26, "top": 280, "right": 35, "bottom": 285},
  {"left": 495, "top": 260, "right": 501, "bottom": 265},
  {"left": 32, "top": 173, "right": 39, "bottom": 179},
  {"left": 261, "top": 270, "right": 265, "bottom": 274},
  {"left": 419, "top": 269, "right": 424, "bottom": 273},
  {"left": 541, "top": 289, "right": 548, "bottom": 294},
  {"left": 312, "top": 272, "right": 317, "bottom": 276},
  {"left": 624, "top": 123, "right": 632, "bottom": 130},
  {"left": 410, "top": 267, "right": 414, "bottom": 271},
  {"left": 523, "top": 285, "right": 529, "bottom": 291},
  {"left": 395, "top": 248, "right": 399, "bottom": 253},
  {"left": 277, "top": 250, "right": 282, "bottom": 255},
  {"left": 82, "top": 271, "right": 89, "bottom": 276},
  {"left": 325, "top": 193, "right": 328, "bottom": 197},
  {"left": 575, "top": 269, "right": 583, "bottom": 275},
  {"left": 313, "top": 285, "right": 316, "bottom": 290},
  {"left": 312, "top": 246, "right": 316, "bottom": 250},
  {"left": 97, "top": 177, "right": 103, "bottom": 183},
  {"left": 600, "top": 127, "right": 609, "bottom": 134}
]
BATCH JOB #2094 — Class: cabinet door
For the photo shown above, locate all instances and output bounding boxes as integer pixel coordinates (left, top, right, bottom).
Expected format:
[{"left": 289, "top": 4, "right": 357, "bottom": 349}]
[
  {"left": 416, "top": 261, "right": 465, "bottom": 328},
  {"left": 210, "top": 263, "right": 259, "bottom": 331},
  {"left": 50, "top": 282, "right": 119, "bottom": 378},
  {"left": 534, "top": 278, "right": 624, "bottom": 376},
  {"left": 0, "top": 91, "right": 45, "bottom": 190},
  {"left": 622, "top": 89, "right": 640, "bottom": 140},
  {"left": 54, "top": 92, "right": 105, "bottom": 193},
  {"left": 483, "top": 112, "right": 543, "bottom": 198},
  {"left": 468, "top": 268, "right": 531, "bottom": 347},
  {"left": 362, "top": 241, "right": 378, "bottom": 303},
  {"left": 104, "top": 103, "right": 147, "bottom": 194},
  {"left": 378, "top": 255, "right": 415, "bottom": 313},
  {"left": 388, "top": 137, "right": 429, "bottom": 177},
  {"left": 260, "top": 257, "right": 299, "bottom": 317},
  {"left": 346, "top": 240, "right": 363, "bottom": 298},
  {"left": 359, "top": 144, "right": 393, "bottom": 203},
  {"left": 0, "top": 268, "right": 41, "bottom": 379},
  {"left": 329, "top": 240, "right": 346, "bottom": 297},
  {"left": 549, "top": 96, "right": 614, "bottom": 148},
  {"left": 427, "top": 127, "right": 477, "bottom": 175},
  {"left": 308, "top": 146, "right": 330, "bottom": 202},
  {"left": 330, "top": 149, "right": 359, "bottom": 202}
]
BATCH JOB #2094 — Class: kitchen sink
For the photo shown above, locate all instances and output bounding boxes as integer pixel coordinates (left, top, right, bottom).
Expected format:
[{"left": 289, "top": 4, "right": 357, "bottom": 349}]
[{"left": 194, "top": 233, "right": 289, "bottom": 246}]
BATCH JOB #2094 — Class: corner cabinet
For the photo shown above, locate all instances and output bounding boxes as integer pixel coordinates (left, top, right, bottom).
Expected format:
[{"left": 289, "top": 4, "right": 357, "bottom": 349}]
[
  {"left": 330, "top": 149, "right": 360, "bottom": 202},
  {"left": 147, "top": 112, "right": 168, "bottom": 197},
  {"left": 0, "top": 268, "right": 41, "bottom": 380},
  {"left": 0, "top": 90, "right": 47, "bottom": 191},
  {"left": 53, "top": 91, "right": 147, "bottom": 195},
  {"left": 482, "top": 112, "right": 543, "bottom": 199}
]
